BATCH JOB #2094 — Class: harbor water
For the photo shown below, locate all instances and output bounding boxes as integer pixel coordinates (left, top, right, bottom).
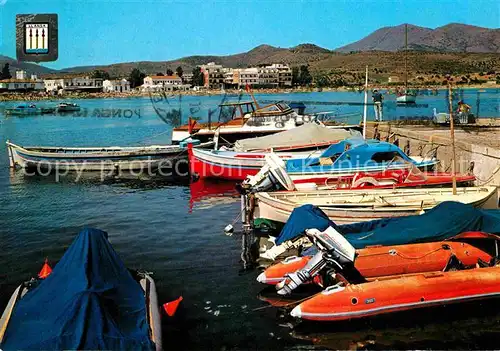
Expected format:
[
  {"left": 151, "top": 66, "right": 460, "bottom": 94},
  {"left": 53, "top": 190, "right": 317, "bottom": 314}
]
[{"left": 1, "top": 90, "right": 500, "bottom": 350}]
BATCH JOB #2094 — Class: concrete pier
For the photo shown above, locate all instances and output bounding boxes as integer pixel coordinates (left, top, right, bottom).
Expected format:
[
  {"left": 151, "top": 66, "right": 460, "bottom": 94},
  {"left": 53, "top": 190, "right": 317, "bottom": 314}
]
[{"left": 365, "top": 119, "right": 500, "bottom": 187}]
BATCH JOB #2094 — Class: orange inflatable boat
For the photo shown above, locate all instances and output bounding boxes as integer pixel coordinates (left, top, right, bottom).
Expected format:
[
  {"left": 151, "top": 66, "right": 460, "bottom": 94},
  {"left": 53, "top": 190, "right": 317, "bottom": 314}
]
[
  {"left": 291, "top": 265, "right": 500, "bottom": 321},
  {"left": 257, "top": 231, "right": 500, "bottom": 286}
]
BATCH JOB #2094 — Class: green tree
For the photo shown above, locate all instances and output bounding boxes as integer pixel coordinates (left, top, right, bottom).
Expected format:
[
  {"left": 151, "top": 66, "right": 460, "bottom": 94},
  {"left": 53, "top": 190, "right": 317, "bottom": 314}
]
[
  {"left": 166, "top": 68, "right": 174, "bottom": 76},
  {"left": 156, "top": 72, "right": 164, "bottom": 76},
  {"left": 313, "top": 72, "right": 331, "bottom": 88},
  {"left": 129, "top": 68, "right": 146, "bottom": 88},
  {"left": 192, "top": 67, "right": 204, "bottom": 86},
  {"left": 91, "top": 69, "right": 110, "bottom": 80},
  {"left": 292, "top": 67, "right": 300, "bottom": 86},
  {"left": 1, "top": 63, "right": 12, "bottom": 80},
  {"left": 299, "top": 65, "right": 312, "bottom": 86},
  {"left": 176, "top": 66, "right": 183, "bottom": 77}
]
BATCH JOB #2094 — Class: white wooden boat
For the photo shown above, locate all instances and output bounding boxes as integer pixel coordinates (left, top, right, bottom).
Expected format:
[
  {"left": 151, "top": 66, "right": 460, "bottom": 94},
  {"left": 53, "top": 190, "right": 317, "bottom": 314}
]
[
  {"left": 6, "top": 140, "right": 212, "bottom": 171},
  {"left": 253, "top": 186, "right": 498, "bottom": 225}
]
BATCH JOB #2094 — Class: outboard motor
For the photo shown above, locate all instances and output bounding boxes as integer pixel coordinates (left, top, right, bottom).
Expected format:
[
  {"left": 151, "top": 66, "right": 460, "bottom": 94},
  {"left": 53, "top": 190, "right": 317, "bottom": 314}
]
[
  {"left": 276, "top": 226, "right": 358, "bottom": 295},
  {"left": 239, "top": 153, "right": 295, "bottom": 194}
]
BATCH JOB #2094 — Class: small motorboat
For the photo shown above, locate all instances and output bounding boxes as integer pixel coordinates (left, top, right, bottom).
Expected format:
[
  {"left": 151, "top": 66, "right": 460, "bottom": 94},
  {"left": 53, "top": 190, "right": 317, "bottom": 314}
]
[
  {"left": 292, "top": 265, "right": 500, "bottom": 322},
  {"left": 258, "top": 230, "right": 500, "bottom": 287},
  {"left": 171, "top": 89, "right": 357, "bottom": 145},
  {"left": 396, "top": 92, "right": 416, "bottom": 104},
  {"left": 242, "top": 138, "right": 440, "bottom": 191},
  {"left": 0, "top": 228, "right": 162, "bottom": 350},
  {"left": 5, "top": 104, "right": 40, "bottom": 116},
  {"left": 264, "top": 225, "right": 500, "bottom": 323},
  {"left": 242, "top": 153, "right": 475, "bottom": 194},
  {"left": 57, "top": 102, "right": 81, "bottom": 113},
  {"left": 188, "top": 123, "right": 357, "bottom": 181}
]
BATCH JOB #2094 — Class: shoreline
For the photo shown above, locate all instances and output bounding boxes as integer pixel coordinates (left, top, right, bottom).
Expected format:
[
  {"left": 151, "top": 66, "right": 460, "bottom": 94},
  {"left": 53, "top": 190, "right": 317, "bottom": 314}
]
[{"left": 0, "top": 84, "right": 498, "bottom": 103}]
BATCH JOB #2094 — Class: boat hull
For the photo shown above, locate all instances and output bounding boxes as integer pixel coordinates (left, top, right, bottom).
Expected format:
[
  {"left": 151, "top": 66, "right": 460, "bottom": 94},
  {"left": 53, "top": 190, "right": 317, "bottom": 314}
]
[
  {"left": 396, "top": 94, "right": 416, "bottom": 103},
  {"left": 254, "top": 187, "right": 498, "bottom": 224},
  {"left": 259, "top": 233, "right": 497, "bottom": 285},
  {"left": 292, "top": 266, "right": 500, "bottom": 322},
  {"left": 7, "top": 141, "right": 191, "bottom": 172},
  {"left": 189, "top": 147, "right": 321, "bottom": 181}
]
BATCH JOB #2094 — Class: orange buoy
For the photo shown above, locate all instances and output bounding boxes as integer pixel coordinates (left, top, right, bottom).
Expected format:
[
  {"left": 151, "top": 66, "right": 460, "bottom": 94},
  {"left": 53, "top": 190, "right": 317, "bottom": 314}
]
[
  {"left": 38, "top": 258, "right": 52, "bottom": 279},
  {"left": 162, "top": 296, "right": 183, "bottom": 317}
]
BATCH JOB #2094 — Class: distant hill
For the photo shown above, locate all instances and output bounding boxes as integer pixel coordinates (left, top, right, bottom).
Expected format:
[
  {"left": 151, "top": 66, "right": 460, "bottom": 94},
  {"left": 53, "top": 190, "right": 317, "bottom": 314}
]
[
  {"left": 336, "top": 23, "right": 500, "bottom": 53},
  {"left": 0, "top": 55, "right": 57, "bottom": 76},
  {"left": 1, "top": 23, "right": 498, "bottom": 80},
  {"left": 60, "top": 43, "right": 333, "bottom": 77}
]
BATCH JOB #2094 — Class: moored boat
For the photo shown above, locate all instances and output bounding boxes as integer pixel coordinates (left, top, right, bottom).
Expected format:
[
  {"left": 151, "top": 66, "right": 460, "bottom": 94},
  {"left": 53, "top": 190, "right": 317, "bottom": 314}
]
[
  {"left": 396, "top": 91, "right": 417, "bottom": 104},
  {"left": 6, "top": 140, "right": 212, "bottom": 172},
  {"left": 0, "top": 228, "right": 162, "bottom": 350},
  {"left": 172, "top": 91, "right": 359, "bottom": 145},
  {"left": 188, "top": 124, "right": 358, "bottom": 180},
  {"left": 252, "top": 186, "right": 498, "bottom": 225},
  {"left": 291, "top": 265, "right": 500, "bottom": 322},
  {"left": 258, "top": 231, "right": 500, "bottom": 286},
  {"left": 56, "top": 102, "right": 81, "bottom": 112},
  {"left": 5, "top": 104, "right": 40, "bottom": 116}
]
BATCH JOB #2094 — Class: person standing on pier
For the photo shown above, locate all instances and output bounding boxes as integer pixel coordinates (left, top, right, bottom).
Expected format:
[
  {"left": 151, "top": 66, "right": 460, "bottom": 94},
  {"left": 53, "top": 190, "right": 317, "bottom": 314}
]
[
  {"left": 456, "top": 100, "right": 471, "bottom": 124},
  {"left": 372, "top": 89, "right": 384, "bottom": 122}
]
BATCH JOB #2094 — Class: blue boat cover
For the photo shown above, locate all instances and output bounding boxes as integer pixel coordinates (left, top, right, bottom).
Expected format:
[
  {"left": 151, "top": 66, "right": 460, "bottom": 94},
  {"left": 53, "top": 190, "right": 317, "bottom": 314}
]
[
  {"left": 2, "top": 228, "right": 154, "bottom": 350},
  {"left": 275, "top": 202, "right": 500, "bottom": 248}
]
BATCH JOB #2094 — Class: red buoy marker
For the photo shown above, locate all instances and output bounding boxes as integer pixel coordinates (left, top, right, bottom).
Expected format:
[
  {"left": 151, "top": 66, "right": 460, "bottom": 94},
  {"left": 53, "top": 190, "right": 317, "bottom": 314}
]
[
  {"left": 38, "top": 258, "right": 52, "bottom": 279},
  {"left": 162, "top": 296, "right": 183, "bottom": 317}
]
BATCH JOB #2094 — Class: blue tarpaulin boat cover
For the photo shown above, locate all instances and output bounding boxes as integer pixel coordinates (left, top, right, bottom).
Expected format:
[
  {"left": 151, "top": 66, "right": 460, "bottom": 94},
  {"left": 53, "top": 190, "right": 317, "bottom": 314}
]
[
  {"left": 276, "top": 202, "right": 500, "bottom": 248},
  {"left": 2, "top": 228, "right": 154, "bottom": 350}
]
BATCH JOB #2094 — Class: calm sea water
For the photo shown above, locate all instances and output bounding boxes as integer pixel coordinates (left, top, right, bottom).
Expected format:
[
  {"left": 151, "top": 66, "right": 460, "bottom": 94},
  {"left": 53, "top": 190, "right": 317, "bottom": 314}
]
[{"left": 1, "top": 90, "right": 500, "bottom": 350}]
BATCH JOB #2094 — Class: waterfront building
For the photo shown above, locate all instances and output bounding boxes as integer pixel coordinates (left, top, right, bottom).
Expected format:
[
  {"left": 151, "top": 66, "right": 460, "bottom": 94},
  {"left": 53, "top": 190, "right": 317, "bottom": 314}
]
[
  {"left": 43, "top": 76, "right": 104, "bottom": 92},
  {"left": 198, "top": 62, "right": 292, "bottom": 88},
  {"left": 181, "top": 73, "right": 194, "bottom": 85},
  {"left": 258, "top": 66, "right": 280, "bottom": 87},
  {"left": 103, "top": 79, "right": 131, "bottom": 93},
  {"left": 199, "top": 62, "right": 224, "bottom": 89},
  {"left": 142, "top": 75, "right": 190, "bottom": 91},
  {"left": 0, "top": 70, "right": 45, "bottom": 92},
  {"left": 239, "top": 68, "right": 259, "bottom": 87}
]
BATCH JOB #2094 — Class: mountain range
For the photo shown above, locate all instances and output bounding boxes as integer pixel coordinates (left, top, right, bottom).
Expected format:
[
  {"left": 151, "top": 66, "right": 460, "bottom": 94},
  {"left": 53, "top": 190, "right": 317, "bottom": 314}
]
[
  {"left": 1, "top": 23, "right": 498, "bottom": 77},
  {"left": 336, "top": 23, "right": 500, "bottom": 53}
]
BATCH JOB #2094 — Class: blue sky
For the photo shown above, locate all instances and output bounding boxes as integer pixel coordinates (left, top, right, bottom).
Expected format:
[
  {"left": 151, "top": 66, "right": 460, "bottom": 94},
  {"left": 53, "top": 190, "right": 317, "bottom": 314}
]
[{"left": 1, "top": 0, "right": 498, "bottom": 69}]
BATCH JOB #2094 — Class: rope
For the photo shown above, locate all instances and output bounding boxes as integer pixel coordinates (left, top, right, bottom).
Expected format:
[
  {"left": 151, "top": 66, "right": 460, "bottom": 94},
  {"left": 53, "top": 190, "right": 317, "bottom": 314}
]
[{"left": 474, "top": 165, "right": 500, "bottom": 185}]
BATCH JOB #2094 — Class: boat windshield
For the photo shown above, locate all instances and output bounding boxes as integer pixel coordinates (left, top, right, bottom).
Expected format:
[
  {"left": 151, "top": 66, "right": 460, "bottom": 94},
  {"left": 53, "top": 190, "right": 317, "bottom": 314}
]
[{"left": 217, "top": 101, "right": 255, "bottom": 122}]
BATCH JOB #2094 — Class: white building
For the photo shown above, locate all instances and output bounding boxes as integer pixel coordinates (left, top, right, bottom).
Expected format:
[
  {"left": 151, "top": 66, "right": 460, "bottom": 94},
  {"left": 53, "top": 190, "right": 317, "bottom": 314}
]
[
  {"left": 16, "top": 70, "right": 28, "bottom": 80},
  {"left": 142, "top": 75, "right": 190, "bottom": 91},
  {"left": 0, "top": 70, "right": 45, "bottom": 91},
  {"left": 103, "top": 79, "right": 131, "bottom": 93},
  {"left": 43, "top": 76, "right": 103, "bottom": 92},
  {"left": 239, "top": 68, "right": 259, "bottom": 87}
]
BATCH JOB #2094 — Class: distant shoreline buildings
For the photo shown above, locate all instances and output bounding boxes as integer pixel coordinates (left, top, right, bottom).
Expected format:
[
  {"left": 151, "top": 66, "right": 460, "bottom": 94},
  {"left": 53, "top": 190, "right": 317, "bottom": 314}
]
[
  {"left": 199, "top": 62, "right": 292, "bottom": 89},
  {"left": 0, "top": 62, "right": 293, "bottom": 94}
]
